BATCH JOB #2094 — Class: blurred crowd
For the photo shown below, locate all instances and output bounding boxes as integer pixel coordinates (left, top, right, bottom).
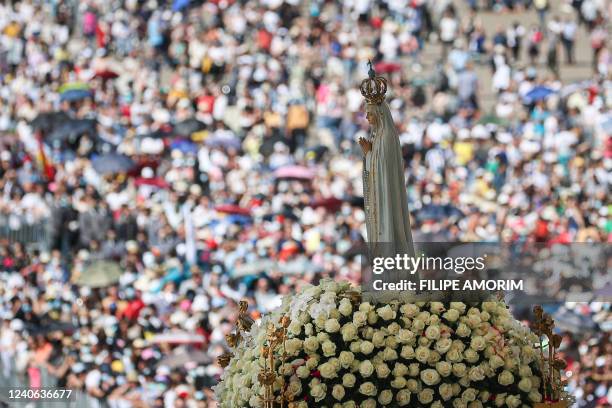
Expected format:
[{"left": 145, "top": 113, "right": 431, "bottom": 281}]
[{"left": 0, "top": 0, "right": 610, "bottom": 406}]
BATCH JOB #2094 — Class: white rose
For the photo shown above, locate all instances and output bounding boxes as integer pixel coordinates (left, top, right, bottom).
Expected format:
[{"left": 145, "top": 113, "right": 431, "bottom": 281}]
[
  {"left": 341, "top": 323, "right": 358, "bottom": 342},
  {"left": 296, "top": 365, "right": 310, "bottom": 379},
  {"left": 489, "top": 354, "right": 504, "bottom": 369},
  {"left": 450, "top": 302, "right": 467, "bottom": 313},
  {"left": 385, "top": 336, "right": 398, "bottom": 349},
  {"left": 456, "top": 323, "right": 471, "bottom": 337},
  {"left": 452, "top": 363, "right": 467, "bottom": 378},
  {"left": 400, "top": 303, "right": 419, "bottom": 317},
  {"left": 468, "top": 402, "right": 483, "bottom": 408},
  {"left": 421, "top": 368, "right": 441, "bottom": 386},
  {"left": 304, "top": 323, "right": 314, "bottom": 336},
  {"left": 359, "top": 360, "right": 374, "bottom": 377},
  {"left": 439, "top": 383, "right": 454, "bottom": 401},
  {"left": 467, "top": 314, "right": 481, "bottom": 328},
  {"left": 453, "top": 398, "right": 467, "bottom": 408},
  {"left": 430, "top": 302, "right": 445, "bottom": 314},
  {"left": 498, "top": 370, "right": 514, "bottom": 386},
  {"left": 443, "top": 309, "right": 460, "bottom": 322},
  {"left": 393, "top": 363, "right": 408, "bottom": 377},
  {"left": 320, "top": 361, "right": 339, "bottom": 379},
  {"left": 468, "top": 366, "right": 485, "bottom": 381},
  {"left": 286, "top": 338, "right": 303, "bottom": 355},
  {"left": 397, "top": 329, "right": 414, "bottom": 344},
  {"left": 376, "top": 362, "right": 391, "bottom": 378},
  {"left": 288, "top": 321, "right": 302, "bottom": 336},
  {"left": 396, "top": 389, "right": 411, "bottom": 406},
  {"left": 518, "top": 364, "right": 532, "bottom": 378},
  {"left": 412, "top": 319, "right": 425, "bottom": 332},
  {"left": 432, "top": 401, "right": 443, "bottom": 408},
  {"left": 383, "top": 347, "right": 398, "bottom": 361},
  {"left": 358, "top": 382, "right": 377, "bottom": 396},
  {"left": 338, "top": 351, "right": 354, "bottom": 368},
  {"left": 378, "top": 389, "right": 393, "bottom": 405},
  {"left": 367, "top": 310, "right": 378, "bottom": 325},
  {"left": 305, "top": 355, "right": 319, "bottom": 370},
  {"left": 360, "top": 398, "right": 376, "bottom": 408},
  {"left": 304, "top": 336, "right": 319, "bottom": 353},
  {"left": 518, "top": 377, "right": 532, "bottom": 392},
  {"left": 391, "top": 376, "right": 406, "bottom": 389},
  {"left": 377, "top": 305, "right": 396, "bottom": 320},
  {"left": 415, "top": 346, "right": 430, "bottom": 363},
  {"left": 400, "top": 345, "right": 415, "bottom": 359},
  {"left": 321, "top": 340, "right": 336, "bottom": 357},
  {"left": 528, "top": 389, "right": 542, "bottom": 402},
  {"left": 470, "top": 336, "right": 486, "bottom": 351},
  {"left": 339, "top": 298, "right": 352, "bottom": 316},
  {"left": 505, "top": 395, "right": 521, "bottom": 408},
  {"left": 478, "top": 391, "right": 490, "bottom": 402},
  {"left": 425, "top": 325, "right": 441, "bottom": 340},
  {"left": 325, "top": 319, "right": 341, "bottom": 333},
  {"left": 341, "top": 373, "right": 355, "bottom": 388},
  {"left": 494, "top": 393, "right": 506, "bottom": 406},
  {"left": 287, "top": 380, "right": 302, "bottom": 397},
  {"left": 332, "top": 384, "right": 345, "bottom": 400},
  {"left": 446, "top": 348, "right": 463, "bottom": 362},
  {"left": 435, "top": 338, "right": 452, "bottom": 354},
  {"left": 406, "top": 378, "right": 420, "bottom": 393},
  {"left": 360, "top": 341, "right": 374, "bottom": 355},
  {"left": 362, "top": 327, "right": 374, "bottom": 340},
  {"left": 350, "top": 340, "right": 361, "bottom": 353},
  {"left": 353, "top": 311, "right": 367, "bottom": 327},
  {"left": 461, "top": 388, "right": 477, "bottom": 402},
  {"left": 436, "top": 361, "right": 452, "bottom": 377},
  {"left": 464, "top": 348, "right": 479, "bottom": 363},
  {"left": 418, "top": 388, "right": 434, "bottom": 404},
  {"left": 310, "top": 382, "right": 326, "bottom": 402},
  {"left": 372, "top": 330, "right": 386, "bottom": 347}
]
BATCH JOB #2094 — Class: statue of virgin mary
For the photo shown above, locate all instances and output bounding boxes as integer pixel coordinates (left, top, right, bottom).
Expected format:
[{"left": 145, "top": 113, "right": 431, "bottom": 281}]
[{"left": 359, "top": 63, "right": 415, "bottom": 261}]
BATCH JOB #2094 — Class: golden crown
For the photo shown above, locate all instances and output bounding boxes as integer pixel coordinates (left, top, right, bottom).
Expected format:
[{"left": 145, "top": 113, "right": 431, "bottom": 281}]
[{"left": 360, "top": 60, "right": 387, "bottom": 105}]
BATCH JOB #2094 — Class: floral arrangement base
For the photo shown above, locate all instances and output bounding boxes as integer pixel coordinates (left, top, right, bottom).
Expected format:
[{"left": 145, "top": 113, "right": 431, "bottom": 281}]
[{"left": 215, "top": 279, "right": 548, "bottom": 408}]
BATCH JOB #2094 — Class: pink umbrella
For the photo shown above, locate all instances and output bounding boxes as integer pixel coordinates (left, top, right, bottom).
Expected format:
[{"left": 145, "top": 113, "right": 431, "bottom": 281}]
[
  {"left": 374, "top": 61, "right": 401, "bottom": 74},
  {"left": 215, "top": 204, "right": 251, "bottom": 216},
  {"left": 150, "top": 331, "right": 206, "bottom": 345},
  {"left": 274, "top": 165, "right": 315, "bottom": 180}
]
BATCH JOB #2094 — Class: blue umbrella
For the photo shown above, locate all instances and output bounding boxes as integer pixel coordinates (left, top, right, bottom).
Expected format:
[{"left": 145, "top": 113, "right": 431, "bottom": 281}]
[
  {"left": 523, "top": 86, "right": 554, "bottom": 104},
  {"left": 172, "top": 0, "right": 190, "bottom": 12},
  {"left": 91, "top": 153, "right": 135, "bottom": 174},
  {"left": 60, "top": 89, "right": 92, "bottom": 102},
  {"left": 170, "top": 139, "right": 198, "bottom": 154}
]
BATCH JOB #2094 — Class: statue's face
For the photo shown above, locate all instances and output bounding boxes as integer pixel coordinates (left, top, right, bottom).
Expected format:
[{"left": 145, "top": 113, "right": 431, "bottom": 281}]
[{"left": 366, "top": 110, "right": 377, "bottom": 128}]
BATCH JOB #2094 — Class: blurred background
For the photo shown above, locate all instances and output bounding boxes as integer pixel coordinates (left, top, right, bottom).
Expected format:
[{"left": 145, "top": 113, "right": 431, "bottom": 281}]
[{"left": 0, "top": 0, "right": 610, "bottom": 406}]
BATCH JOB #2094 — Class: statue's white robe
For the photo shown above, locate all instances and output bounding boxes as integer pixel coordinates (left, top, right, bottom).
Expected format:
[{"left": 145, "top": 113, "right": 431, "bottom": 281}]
[{"left": 363, "top": 101, "right": 414, "bottom": 258}]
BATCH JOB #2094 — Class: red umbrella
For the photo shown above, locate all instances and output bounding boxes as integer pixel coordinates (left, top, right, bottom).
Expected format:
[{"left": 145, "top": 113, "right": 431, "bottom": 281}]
[
  {"left": 94, "top": 69, "right": 119, "bottom": 80},
  {"left": 274, "top": 165, "right": 315, "bottom": 180},
  {"left": 311, "top": 197, "right": 343, "bottom": 212},
  {"left": 215, "top": 204, "right": 251, "bottom": 216},
  {"left": 374, "top": 61, "right": 401, "bottom": 74},
  {"left": 135, "top": 177, "right": 169, "bottom": 189}
]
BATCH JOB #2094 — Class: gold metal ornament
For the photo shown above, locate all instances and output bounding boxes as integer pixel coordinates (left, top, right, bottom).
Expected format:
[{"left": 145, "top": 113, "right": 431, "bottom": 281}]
[
  {"left": 360, "top": 60, "right": 387, "bottom": 105},
  {"left": 258, "top": 315, "right": 291, "bottom": 408},
  {"left": 532, "top": 305, "right": 571, "bottom": 407},
  {"left": 217, "top": 352, "right": 234, "bottom": 368}
]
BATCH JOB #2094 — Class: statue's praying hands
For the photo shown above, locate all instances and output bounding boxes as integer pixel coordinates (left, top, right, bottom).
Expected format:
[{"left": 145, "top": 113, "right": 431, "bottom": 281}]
[{"left": 358, "top": 137, "right": 372, "bottom": 155}]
